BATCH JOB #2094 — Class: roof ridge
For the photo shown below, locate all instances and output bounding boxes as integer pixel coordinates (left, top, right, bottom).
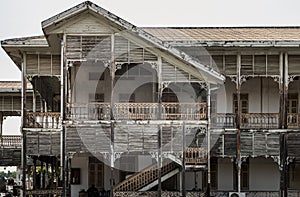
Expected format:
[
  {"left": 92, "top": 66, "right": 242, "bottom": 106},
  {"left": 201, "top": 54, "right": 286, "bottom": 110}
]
[{"left": 142, "top": 26, "right": 300, "bottom": 29}]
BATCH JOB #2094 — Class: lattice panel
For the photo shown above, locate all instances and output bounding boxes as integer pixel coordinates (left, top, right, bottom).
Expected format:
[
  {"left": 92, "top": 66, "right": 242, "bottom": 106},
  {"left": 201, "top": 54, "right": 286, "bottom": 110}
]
[
  {"left": 162, "top": 59, "right": 200, "bottom": 82},
  {"left": 66, "top": 35, "right": 111, "bottom": 61},
  {"left": 114, "top": 36, "right": 157, "bottom": 63},
  {"left": 288, "top": 55, "right": 300, "bottom": 75},
  {"left": 26, "top": 54, "right": 60, "bottom": 76}
]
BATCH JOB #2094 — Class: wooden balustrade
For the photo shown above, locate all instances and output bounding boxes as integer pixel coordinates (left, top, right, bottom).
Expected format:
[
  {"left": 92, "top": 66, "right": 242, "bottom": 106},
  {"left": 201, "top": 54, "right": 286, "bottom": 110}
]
[
  {"left": 241, "top": 113, "right": 279, "bottom": 128},
  {"left": 211, "top": 113, "right": 236, "bottom": 128},
  {"left": 162, "top": 102, "right": 206, "bottom": 120},
  {"left": 114, "top": 103, "right": 158, "bottom": 120},
  {"left": 26, "top": 112, "right": 61, "bottom": 128},
  {"left": 0, "top": 135, "right": 21, "bottom": 147},
  {"left": 185, "top": 147, "right": 207, "bottom": 165},
  {"left": 68, "top": 102, "right": 207, "bottom": 121},
  {"left": 288, "top": 113, "right": 300, "bottom": 128},
  {"left": 27, "top": 189, "right": 62, "bottom": 196},
  {"left": 114, "top": 191, "right": 206, "bottom": 197},
  {"left": 212, "top": 113, "right": 280, "bottom": 129}
]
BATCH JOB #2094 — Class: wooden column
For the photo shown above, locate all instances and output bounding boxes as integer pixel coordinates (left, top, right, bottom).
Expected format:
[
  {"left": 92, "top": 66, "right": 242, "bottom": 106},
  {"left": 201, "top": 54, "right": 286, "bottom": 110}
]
[
  {"left": 41, "top": 161, "right": 44, "bottom": 189},
  {"left": 182, "top": 123, "right": 186, "bottom": 197},
  {"left": 110, "top": 33, "right": 115, "bottom": 197},
  {"left": 283, "top": 53, "right": 289, "bottom": 129},
  {"left": 207, "top": 83, "right": 211, "bottom": 196},
  {"left": 236, "top": 54, "right": 242, "bottom": 193},
  {"left": 280, "top": 133, "right": 287, "bottom": 197},
  {"left": 60, "top": 34, "right": 67, "bottom": 197},
  {"left": 21, "top": 52, "right": 27, "bottom": 196},
  {"left": 33, "top": 157, "right": 37, "bottom": 190},
  {"left": 157, "top": 56, "right": 162, "bottom": 196},
  {"left": 279, "top": 53, "right": 284, "bottom": 129},
  {"left": 279, "top": 52, "right": 288, "bottom": 197},
  {"left": 0, "top": 112, "right": 3, "bottom": 136}
]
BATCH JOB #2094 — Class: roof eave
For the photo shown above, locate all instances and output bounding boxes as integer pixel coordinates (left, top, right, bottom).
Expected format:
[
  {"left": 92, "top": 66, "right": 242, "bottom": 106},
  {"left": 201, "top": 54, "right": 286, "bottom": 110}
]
[{"left": 164, "top": 40, "right": 300, "bottom": 47}]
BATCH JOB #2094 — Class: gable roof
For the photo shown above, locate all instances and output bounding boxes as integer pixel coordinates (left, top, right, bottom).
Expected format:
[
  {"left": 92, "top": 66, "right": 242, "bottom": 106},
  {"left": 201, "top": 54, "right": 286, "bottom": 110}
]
[{"left": 40, "top": 1, "right": 224, "bottom": 84}]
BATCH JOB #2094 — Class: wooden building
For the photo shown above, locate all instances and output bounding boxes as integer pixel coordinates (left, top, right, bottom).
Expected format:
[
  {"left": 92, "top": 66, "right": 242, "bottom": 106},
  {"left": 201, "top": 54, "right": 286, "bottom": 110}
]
[{"left": 2, "top": 1, "right": 300, "bottom": 197}]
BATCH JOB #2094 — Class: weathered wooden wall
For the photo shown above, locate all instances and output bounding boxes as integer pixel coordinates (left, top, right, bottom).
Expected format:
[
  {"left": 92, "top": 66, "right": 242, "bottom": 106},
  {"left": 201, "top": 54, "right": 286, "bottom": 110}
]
[
  {"left": 66, "top": 125, "right": 203, "bottom": 154},
  {"left": 211, "top": 130, "right": 280, "bottom": 157},
  {"left": 26, "top": 130, "right": 60, "bottom": 156},
  {"left": 26, "top": 54, "right": 60, "bottom": 76},
  {"left": 0, "top": 148, "right": 21, "bottom": 166}
]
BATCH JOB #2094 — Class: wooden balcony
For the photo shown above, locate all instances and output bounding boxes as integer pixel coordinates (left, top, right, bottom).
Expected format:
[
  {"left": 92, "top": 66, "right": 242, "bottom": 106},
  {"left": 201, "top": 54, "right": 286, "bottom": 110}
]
[
  {"left": 68, "top": 102, "right": 207, "bottom": 121},
  {"left": 211, "top": 113, "right": 236, "bottom": 128},
  {"left": 114, "top": 191, "right": 206, "bottom": 197},
  {"left": 185, "top": 147, "right": 207, "bottom": 165},
  {"left": 213, "top": 113, "right": 300, "bottom": 129},
  {"left": 212, "top": 113, "right": 280, "bottom": 129},
  {"left": 240, "top": 113, "right": 279, "bottom": 128},
  {"left": 0, "top": 135, "right": 21, "bottom": 148},
  {"left": 287, "top": 113, "right": 300, "bottom": 128},
  {"left": 25, "top": 112, "right": 61, "bottom": 129}
]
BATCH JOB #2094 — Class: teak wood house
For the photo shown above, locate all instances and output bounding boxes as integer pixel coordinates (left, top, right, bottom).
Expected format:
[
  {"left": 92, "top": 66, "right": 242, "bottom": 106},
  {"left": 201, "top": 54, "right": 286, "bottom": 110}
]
[{"left": 2, "top": 2, "right": 300, "bottom": 197}]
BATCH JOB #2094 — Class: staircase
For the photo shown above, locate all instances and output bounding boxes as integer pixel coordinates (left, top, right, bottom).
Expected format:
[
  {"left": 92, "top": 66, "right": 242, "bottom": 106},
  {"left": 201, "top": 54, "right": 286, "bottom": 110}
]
[{"left": 114, "top": 162, "right": 178, "bottom": 192}]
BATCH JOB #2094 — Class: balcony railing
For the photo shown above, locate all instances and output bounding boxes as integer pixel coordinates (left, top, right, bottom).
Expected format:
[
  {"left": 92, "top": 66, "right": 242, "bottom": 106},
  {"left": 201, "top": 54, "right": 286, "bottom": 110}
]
[
  {"left": 26, "top": 112, "right": 61, "bottom": 129},
  {"left": 211, "top": 113, "right": 236, "bottom": 128},
  {"left": 68, "top": 102, "right": 207, "bottom": 121},
  {"left": 185, "top": 147, "right": 207, "bottom": 165},
  {"left": 212, "top": 113, "right": 280, "bottom": 129},
  {"left": 240, "top": 113, "right": 279, "bottom": 128},
  {"left": 0, "top": 135, "right": 21, "bottom": 147},
  {"left": 287, "top": 113, "right": 300, "bottom": 128},
  {"left": 213, "top": 113, "right": 300, "bottom": 129}
]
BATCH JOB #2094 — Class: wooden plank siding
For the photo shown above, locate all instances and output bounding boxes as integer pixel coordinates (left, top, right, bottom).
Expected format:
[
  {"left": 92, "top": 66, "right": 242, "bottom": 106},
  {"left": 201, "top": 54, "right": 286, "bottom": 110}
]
[
  {"left": 211, "top": 131, "right": 280, "bottom": 157},
  {"left": 26, "top": 130, "right": 60, "bottom": 156},
  {"left": 286, "top": 133, "right": 300, "bottom": 158},
  {"left": 65, "top": 125, "right": 204, "bottom": 154},
  {"left": 26, "top": 54, "right": 60, "bottom": 76},
  {"left": 0, "top": 93, "right": 41, "bottom": 114},
  {"left": 0, "top": 148, "right": 21, "bottom": 166}
]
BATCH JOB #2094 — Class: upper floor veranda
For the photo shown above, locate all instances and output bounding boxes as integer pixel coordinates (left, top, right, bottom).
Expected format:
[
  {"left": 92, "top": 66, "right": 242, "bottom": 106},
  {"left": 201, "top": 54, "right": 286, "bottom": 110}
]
[{"left": 2, "top": 3, "right": 300, "bottom": 130}]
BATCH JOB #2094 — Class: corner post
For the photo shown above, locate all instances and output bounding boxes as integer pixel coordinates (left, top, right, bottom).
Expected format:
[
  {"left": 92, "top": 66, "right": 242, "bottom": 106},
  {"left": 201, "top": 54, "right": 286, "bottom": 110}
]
[
  {"left": 21, "top": 52, "right": 27, "bottom": 197},
  {"left": 236, "top": 53, "right": 242, "bottom": 193},
  {"left": 207, "top": 83, "right": 211, "bottom": 196},
  {"left": 110, "top": 33, "right": 115, "bottom": 197},
  {"left": 157, "top": 56, "right": 162, "bottom": 197},
  {"left": 60, "top": 34, "right": 67, "bottom": 197},
  {"left": 182, "top": 122, "right": 186, "bottom": 197}
]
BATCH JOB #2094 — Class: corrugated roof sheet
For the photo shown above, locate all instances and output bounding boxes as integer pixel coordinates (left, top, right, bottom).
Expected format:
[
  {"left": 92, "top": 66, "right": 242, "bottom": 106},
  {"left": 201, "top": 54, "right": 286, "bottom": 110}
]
[
  {"left": 1, "top": 36, "right": 48, "bottom": 46},
  {"left": 5, "top": 27, "right": 300, "bottom": 45},
  {"left": 143, "top": 27, "right": 300, "bottom": 42}
]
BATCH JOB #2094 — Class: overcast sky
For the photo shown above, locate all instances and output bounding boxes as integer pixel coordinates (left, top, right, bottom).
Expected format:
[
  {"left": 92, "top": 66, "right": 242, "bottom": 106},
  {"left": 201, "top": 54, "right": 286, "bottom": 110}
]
[
  {"left": 1, "top": 0, "right": 300, "bottom": 135},
  {"left": 2, "top": 0, "right": 300, "bottom": 81}
]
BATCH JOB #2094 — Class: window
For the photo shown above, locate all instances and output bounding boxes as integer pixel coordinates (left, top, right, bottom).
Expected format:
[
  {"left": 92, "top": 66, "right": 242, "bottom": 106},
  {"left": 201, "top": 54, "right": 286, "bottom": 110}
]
[
  {"left": 233, "top": 94, "right": 249, "bottom": 114},
  {"left": 89, "top": 157, "right": 104, "bottom": 188},
  {"left": 211, "top": 158, "right": 218, "bottom": 190},
  {"left": 233, "top": 159, "right": 249, "bottom": 191},
  {"left": 241, "top": 161, "right": 249, "bottom": 191},
  {"left": 89, "top": 72, "right": 105, "bottom": 80},
  {"left": 289, "top": 163, "right": 300, "bottom": 189},
  {"left": 71, "top": 168, "right": 80, "bottom": 184},
  {"left": 288, "top": 93, "right": 298, "bottom": 114}
]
